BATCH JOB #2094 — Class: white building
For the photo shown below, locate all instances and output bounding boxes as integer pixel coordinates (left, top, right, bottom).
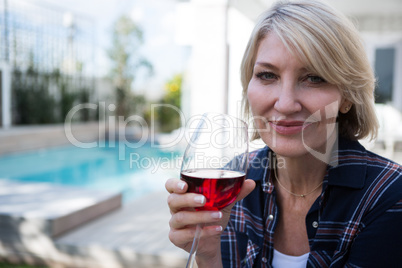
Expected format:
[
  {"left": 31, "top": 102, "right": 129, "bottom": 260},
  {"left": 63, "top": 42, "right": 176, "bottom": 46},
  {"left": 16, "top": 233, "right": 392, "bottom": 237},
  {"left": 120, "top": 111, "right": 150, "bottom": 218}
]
[
  {"left": 176, "top": 0, "right": 402, "bottom": 113},
  {"left": 175, "top": 0, "right": 402, "bottom": 155}
]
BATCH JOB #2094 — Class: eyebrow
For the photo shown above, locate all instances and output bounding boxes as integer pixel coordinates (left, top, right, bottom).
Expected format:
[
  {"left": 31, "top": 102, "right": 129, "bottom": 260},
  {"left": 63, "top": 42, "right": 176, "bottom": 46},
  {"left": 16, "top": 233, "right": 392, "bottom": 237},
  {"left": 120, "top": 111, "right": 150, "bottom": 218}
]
[
  {"left": 254, "top": 62, "right": 279, "bottom": 71},
  {"left": 254, "top": 61, "right": 310, "bottom": 74}
]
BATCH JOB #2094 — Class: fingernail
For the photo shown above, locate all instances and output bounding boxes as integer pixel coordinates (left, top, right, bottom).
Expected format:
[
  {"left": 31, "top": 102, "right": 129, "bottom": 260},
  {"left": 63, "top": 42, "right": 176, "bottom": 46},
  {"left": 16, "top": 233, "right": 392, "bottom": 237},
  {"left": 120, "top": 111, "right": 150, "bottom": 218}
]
[
  {"left": 215, "top": 226, "right": 223, "bottom": 232},
  {"left": 194, "top": 195, "right": 205, "bottom": 204},
  {"left": 211, "top": 211, "right": 222, "bottom": 219},
  {"left": 178, "top": 182, "right": 186, "bottom": 190}
]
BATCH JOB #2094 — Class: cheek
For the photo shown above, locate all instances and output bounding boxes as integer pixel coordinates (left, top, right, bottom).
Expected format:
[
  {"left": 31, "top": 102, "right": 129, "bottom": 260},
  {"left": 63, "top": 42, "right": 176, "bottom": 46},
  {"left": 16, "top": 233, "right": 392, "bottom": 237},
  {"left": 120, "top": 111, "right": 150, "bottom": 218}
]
[
  {"left": 246, "top": 84, "right": 257, "bottom": 104},
  {"left": 247, "top": 87, "right": 268, "bottom": 131},
  {"left": 247, "top": 83, "right": 270, "bottom": 114},
  {"left": 312, "top": 93, "right": 343, "bottom": 120}
]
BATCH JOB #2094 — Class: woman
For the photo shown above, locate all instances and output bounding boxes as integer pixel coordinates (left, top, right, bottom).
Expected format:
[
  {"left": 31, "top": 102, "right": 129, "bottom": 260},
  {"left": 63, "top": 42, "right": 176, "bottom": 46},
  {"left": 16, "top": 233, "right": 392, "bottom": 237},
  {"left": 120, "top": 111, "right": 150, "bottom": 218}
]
[{"left": 166, "top": 0, "right": 402, "bottom": 267}]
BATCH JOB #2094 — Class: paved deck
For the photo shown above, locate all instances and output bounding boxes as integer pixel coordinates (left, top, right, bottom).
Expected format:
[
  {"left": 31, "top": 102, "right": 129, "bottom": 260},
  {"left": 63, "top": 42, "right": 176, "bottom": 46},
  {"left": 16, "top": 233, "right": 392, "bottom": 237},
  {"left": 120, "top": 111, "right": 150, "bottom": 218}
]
[
  {"left": 0, "top": 180, "right": 122, "bottom": 237},
  {"left": 55, "top": 191, "right": 187, "bottom": 268},
  {"left": 0, "top": 181, "right": 187, "bottom": 268}
]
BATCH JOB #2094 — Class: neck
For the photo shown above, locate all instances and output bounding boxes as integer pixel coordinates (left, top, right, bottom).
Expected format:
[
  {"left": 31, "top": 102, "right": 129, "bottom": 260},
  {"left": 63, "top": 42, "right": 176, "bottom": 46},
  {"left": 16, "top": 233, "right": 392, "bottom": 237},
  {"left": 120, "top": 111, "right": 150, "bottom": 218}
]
[{"left": 275, "top": 153, "right": 327, "bottom": 195}]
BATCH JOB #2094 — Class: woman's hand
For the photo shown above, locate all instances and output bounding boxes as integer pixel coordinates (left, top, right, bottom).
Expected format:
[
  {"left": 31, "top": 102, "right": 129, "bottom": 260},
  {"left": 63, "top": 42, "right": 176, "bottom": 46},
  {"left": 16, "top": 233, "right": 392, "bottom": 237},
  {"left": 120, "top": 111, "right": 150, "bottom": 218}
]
[{"left": 165, "top": 178, "right": 255, "bottom": 267}]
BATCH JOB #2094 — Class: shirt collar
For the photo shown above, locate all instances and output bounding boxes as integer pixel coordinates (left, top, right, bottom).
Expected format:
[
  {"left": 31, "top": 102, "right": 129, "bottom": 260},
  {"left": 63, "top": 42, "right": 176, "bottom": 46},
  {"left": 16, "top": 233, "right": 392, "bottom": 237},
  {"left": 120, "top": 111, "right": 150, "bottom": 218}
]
[
  {"left": 247, "top": 137, "right": 367, "bottom": 190},
  {"left": 326, "top": 137, "right": 367, "bottom": 189},
  {"left": 247, "top": 146, "right": 274, "bottom": 193},
  {"left": 247, "top": 146, "right": 271, "bottom": 183}
]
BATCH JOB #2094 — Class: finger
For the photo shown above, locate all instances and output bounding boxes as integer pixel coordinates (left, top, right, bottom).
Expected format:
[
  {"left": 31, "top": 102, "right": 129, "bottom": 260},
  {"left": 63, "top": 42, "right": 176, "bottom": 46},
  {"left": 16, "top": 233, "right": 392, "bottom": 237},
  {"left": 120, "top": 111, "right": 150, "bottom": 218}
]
[
  {"left": 168, "top": 224, "right": 223, "bottom": 250},
  {"left": 167, "top": 193, "right": 206, "bottom": 213},
  {"left": 202, "top": 224, "right": 224, "bottom": 235},
  {"left": 165, "top": 178, "right": 187, "bottom": 194},
  {"left": 168, "top": 225, "right": 196, "bottom": 250},
  {"left": 169, "top": 210, "right": 223, "bottom": 229}
]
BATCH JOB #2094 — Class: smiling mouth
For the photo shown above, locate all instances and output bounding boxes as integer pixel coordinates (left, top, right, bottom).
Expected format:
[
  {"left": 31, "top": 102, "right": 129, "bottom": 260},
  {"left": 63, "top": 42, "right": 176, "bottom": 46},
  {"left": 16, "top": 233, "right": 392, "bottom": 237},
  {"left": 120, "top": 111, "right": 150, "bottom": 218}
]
[{"left": 269, "top": 120, "right": 313, "bottom": 135}]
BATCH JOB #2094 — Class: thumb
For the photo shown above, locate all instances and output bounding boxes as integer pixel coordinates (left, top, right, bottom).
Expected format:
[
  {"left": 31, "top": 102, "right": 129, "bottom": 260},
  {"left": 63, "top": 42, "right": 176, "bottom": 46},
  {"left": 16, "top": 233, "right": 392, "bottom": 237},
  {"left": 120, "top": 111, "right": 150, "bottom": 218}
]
[
  {"left": 222, "top": 179, "right": 256, "bottom": 216},
  {"left": 236, "top": 179, "right": 256, "bottom": 202}
]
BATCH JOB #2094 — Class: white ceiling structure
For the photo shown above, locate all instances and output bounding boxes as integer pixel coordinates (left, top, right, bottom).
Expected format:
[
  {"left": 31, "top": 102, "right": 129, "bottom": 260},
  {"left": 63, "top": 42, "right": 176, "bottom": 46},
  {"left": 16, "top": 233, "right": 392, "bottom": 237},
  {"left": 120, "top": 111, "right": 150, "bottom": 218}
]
[
  {"left": 180, "top": 0, "right": 402, "bottom": 120},
  {"left": 232, "top": 0, "right": 402, "bottom": 32}
]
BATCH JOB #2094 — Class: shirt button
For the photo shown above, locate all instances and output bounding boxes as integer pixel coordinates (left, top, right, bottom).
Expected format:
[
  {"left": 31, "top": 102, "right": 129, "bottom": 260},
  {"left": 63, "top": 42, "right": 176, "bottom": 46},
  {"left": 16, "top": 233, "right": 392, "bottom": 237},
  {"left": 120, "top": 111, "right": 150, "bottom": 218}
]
[
  {"left": 312, "top": 221, "right": 318, "bottom": 228},
  {"left": 262, "top": 257, "right": 268, "bottom": 263},
  {"left": 268, "top": 214, "right": 274, "bottom": 221}
]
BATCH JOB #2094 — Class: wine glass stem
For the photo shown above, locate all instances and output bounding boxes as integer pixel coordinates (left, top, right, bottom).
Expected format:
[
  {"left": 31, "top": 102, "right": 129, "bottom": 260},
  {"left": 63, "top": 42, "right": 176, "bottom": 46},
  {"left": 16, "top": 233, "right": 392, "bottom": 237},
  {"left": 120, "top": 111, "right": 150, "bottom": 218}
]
[{"left": 186, "top": 223, "right": 204, "bottom": 268}]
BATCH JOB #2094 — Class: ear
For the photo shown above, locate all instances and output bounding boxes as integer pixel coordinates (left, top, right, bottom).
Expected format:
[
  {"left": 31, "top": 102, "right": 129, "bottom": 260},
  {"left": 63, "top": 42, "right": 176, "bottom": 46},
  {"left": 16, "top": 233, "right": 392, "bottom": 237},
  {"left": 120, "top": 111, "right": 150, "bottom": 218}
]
[{"left": 340, "top": 99, "right": 353, "bottom": 114}]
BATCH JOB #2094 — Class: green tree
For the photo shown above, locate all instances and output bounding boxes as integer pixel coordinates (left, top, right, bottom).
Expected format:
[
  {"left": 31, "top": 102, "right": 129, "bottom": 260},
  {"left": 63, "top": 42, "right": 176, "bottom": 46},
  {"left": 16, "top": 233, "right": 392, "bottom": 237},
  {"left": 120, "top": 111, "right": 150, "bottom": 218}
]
[
  {"left": 157, "top": 73, "right": 182, "bottom": 132},
  {"left": 12, "top": 67, "right": 56, "bottom": 124},
  {"left": 107, "top": 15, "right": 152, "bottom": 118}
]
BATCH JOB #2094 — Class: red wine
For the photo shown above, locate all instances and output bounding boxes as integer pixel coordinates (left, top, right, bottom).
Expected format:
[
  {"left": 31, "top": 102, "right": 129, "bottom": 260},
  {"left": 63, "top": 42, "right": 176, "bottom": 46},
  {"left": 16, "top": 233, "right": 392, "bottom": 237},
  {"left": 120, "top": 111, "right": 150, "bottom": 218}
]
[{"left": 181, "top": 169, "right": 245, "bottom": 211}]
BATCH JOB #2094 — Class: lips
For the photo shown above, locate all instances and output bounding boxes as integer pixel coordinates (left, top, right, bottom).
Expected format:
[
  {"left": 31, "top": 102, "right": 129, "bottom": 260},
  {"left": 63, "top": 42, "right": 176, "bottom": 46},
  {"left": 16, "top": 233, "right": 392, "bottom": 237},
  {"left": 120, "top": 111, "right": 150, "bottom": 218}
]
[{"left": 269, "top": 120, "right": 312, "bottom": 135}]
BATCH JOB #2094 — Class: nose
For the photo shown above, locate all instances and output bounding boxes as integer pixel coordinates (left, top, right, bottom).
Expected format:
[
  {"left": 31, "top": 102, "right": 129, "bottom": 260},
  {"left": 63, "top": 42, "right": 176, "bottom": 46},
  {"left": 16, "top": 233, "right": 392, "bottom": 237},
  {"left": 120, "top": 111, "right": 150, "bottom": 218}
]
[{"left": 273, "top": 82, "right": 302, "bottom": 115}]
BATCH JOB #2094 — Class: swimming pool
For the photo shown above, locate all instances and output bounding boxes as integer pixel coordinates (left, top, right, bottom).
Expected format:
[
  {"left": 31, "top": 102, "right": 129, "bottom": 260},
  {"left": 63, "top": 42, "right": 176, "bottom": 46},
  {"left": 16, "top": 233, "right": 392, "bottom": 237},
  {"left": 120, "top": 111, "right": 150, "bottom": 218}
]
[{"left": 0, "top": 142, "right": 182, "bottom": 203}]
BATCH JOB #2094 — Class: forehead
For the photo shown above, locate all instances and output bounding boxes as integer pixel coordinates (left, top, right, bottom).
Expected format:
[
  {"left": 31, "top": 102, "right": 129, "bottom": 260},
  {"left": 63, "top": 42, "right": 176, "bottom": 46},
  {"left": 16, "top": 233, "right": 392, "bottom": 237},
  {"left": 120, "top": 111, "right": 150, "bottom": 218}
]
[{"left": 255, "top": 33, "right": 308, "bottom": 71}]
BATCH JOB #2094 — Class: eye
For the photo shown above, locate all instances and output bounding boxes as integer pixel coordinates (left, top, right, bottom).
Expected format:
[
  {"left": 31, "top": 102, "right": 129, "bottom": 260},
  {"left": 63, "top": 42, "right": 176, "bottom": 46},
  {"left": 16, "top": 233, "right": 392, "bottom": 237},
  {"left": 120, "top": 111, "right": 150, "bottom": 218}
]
[
  {"left": 306, "top": 75, "right": 326, "bottom": 84},
  {"left": 256, "top": 71, "right": 277, "bottom": 81}
]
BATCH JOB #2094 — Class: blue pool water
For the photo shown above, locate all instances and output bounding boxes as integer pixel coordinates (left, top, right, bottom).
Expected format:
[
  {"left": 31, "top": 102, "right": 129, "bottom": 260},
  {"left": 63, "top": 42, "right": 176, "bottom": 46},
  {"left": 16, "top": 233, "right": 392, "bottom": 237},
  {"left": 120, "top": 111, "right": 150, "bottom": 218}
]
[{"left": 0, "top": 142, "right": 182, "bottom": 203}]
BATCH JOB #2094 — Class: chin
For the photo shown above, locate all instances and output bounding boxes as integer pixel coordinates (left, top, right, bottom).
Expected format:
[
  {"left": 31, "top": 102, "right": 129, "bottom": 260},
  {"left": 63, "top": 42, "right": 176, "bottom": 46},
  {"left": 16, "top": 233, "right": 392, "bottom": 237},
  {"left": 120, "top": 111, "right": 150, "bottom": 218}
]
[
  {"left": 262, "top": 136, "right": 304, "bottom": 156},
  {"left": 262, "top": 134, "right": 333, "bottom": 160}
]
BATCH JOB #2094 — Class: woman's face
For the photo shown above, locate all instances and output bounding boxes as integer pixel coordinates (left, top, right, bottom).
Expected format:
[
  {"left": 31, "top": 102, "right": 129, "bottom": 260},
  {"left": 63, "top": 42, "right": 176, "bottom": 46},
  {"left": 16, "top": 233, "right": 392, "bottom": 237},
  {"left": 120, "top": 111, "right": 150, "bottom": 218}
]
[{"left": 247, "top": 33, "right": 348, "bottom": 159}]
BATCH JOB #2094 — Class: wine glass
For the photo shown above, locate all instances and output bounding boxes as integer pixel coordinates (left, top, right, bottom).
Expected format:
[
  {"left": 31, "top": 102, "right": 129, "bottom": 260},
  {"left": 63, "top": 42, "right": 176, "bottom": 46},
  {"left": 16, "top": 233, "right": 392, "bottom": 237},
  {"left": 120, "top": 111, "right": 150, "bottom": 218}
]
[{"left": 180, "top": 113, "right": 249, "bottom": 268}]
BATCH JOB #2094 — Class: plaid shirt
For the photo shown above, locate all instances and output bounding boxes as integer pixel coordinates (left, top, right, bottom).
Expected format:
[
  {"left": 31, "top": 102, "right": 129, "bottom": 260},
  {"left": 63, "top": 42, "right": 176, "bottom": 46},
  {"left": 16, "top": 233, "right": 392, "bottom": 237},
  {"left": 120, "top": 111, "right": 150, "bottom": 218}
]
[{"left": 221, "top": 138, "right": 402, "bottom": 267}]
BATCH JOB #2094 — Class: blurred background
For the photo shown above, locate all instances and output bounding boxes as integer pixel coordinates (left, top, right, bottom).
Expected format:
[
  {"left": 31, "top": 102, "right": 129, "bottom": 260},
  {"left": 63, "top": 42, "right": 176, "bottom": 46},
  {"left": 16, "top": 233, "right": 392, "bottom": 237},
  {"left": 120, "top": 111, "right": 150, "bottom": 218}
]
[
  {"left": 0, "top": 0, "right": 401, "bottom": 154},
  {"left": 0, "top": 0, "right": 401, "bottom": 267}
]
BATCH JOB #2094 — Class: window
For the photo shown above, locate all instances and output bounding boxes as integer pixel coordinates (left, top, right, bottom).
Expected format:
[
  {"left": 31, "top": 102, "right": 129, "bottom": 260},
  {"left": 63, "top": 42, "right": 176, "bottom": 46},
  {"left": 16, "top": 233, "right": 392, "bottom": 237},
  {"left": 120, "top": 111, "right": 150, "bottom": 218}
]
[
  {"left": 0, "top": 70, "right": 2, "bottom": 126},
  {"left": 374, "top": 48, "right": 395, "bottom": 103}
]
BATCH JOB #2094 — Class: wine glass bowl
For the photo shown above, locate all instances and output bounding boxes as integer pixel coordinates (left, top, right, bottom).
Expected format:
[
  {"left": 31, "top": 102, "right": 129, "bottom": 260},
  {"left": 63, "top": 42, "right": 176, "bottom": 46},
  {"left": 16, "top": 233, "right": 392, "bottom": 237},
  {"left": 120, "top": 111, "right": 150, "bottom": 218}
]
[
  {"left": 180, "top": 169, "right": 246, "bottom": 211},
  {"left": 180, "top": 113, "right": 249, "bottom": 267}
]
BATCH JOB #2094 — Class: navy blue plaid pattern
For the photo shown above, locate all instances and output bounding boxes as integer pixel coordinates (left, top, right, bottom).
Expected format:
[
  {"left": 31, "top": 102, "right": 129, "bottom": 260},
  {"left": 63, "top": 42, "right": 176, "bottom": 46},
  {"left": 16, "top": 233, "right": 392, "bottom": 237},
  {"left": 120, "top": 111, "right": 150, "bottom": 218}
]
[{"left": 221, "top": 137, "right": 402, "bottom": 267}]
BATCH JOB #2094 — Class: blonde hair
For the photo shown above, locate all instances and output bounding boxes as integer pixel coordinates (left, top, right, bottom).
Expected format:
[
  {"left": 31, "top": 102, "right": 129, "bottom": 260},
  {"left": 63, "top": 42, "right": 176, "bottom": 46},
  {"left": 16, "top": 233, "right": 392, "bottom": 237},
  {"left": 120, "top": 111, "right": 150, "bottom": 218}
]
[{"left": 241, "top": 0, "right": 379, "bottom": 141}]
